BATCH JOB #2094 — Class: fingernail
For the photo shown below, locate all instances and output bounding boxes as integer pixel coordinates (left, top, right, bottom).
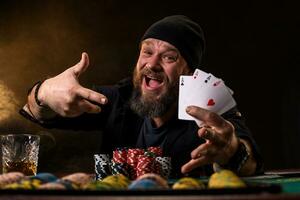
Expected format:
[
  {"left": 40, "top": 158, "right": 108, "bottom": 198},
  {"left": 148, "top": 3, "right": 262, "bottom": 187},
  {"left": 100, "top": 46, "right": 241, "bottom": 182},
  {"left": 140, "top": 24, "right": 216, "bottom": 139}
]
[
  {"left": 101, "top": 98, "right": 107, "bottom": 104},
  {"left": 186, "top": 106, "right": 192, "bottom": 113}
]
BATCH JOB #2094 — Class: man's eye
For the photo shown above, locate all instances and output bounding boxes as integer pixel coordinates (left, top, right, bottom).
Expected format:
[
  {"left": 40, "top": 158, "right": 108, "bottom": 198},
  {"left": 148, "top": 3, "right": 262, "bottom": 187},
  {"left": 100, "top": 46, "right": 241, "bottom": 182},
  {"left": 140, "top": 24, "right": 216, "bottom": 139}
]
[
  {"left": 162, "top": 54, "right": 178, "bottom": 62},
  {"left": 142, "top": 50, "right": 152, "bottom": 56}
]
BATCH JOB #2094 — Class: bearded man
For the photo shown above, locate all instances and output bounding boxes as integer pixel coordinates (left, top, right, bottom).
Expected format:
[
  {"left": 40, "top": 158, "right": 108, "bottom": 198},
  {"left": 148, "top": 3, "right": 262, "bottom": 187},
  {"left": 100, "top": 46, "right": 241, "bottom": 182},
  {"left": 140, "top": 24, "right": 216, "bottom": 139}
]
[{"left": 21, "top": 15, "right": 263, "bottom": 177}]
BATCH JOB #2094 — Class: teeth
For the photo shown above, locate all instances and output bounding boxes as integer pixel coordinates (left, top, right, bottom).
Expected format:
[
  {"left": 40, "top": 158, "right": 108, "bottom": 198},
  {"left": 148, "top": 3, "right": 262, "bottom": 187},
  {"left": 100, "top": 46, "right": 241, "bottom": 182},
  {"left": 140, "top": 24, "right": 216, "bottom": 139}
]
[
  {"left": 146, "top": 75, "right": 154, "bottom": 79},
  {"left": 146, "top": 75, "right": 160, "bottom": 81}
]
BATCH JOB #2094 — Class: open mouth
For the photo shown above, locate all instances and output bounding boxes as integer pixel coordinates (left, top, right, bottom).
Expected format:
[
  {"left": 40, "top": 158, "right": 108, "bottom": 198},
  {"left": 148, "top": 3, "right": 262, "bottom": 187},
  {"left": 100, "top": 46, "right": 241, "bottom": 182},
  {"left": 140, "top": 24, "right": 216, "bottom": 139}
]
[{"left": 143, "top": 75, "right": 164, "bottom": 91}]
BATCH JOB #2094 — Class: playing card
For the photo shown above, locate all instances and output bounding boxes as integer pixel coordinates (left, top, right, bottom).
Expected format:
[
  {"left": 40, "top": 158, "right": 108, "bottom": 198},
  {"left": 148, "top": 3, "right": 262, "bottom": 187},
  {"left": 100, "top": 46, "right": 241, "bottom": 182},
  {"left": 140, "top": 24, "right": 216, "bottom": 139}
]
[
  {"left": 191, "top": 69, "right": 209, "bottom": 93},
  {"left": 193, "top": 68, "right": 208, "bottom": 80},
  {"left": 178, "top": 69, "right": 236, "bottom": 126},
  {"left": 178, "top": 75, "right": 195, "bottom": 120},
  {"left": 191, "top": 76, "right": 236, "bottom": 115},
  {"left": 187, "top": 73, "right": 220, "bottom": 108},
  {"left": 227, "top": 86, "right": 234, "bottom": 95},
  {"left": 178, "top": 72, "right": 219, "bottom": 120}
]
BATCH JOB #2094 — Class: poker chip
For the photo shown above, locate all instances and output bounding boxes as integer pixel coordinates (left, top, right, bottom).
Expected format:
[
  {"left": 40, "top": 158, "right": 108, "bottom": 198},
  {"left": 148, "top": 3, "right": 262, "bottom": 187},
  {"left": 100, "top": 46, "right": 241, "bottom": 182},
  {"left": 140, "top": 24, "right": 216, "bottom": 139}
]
[
  {"left": 136, "top": 155, "right": 155, "bottom": 177},
  {"left": 94, "top": 154, "right": 112, "bottom": 180},
  {"left": 126, "top": 148, "right": 144, "bottom": 179},
  {"left": 38, "top": 180, "right": 77, "bottom": 190},
  {"left": 101, "top": 174, "right": 131, "bottom": 189},
  {"left": 61, "top": 172, "right": 94, "bottom": 188},
  {"left": 113, "top": 147, "right": 128, "bottom": 164},
  {"left": 3, "top": 173, "right": 58, "bottom": 190},
  {"left": 38, "top": 182, "right": 68, "bottom": 190},
  {"left": 128, "top": 179, "right": 163, "bottom": 190},
  {"left": 96, "top": 147, "right": 171, "bottom": 180},
  {"left": 153, "top": 160, "right": 162, "bottom": 177},
  {"left": 2, "top": 146, "right": 172, "bottom": 191},
  {"left": 4, "top": 178, "right": 42, "bottom": 190},
  {"left": 127, "top": 149, "right": 145, "bottom": 166},
  {"left": 33, "top": 173, "right": 58, "bottom": 183},
  {"left": 208, "top": 169, "right": 246, "bottom": 188},
  {"left": 84, "top": 174, "right": 130, "bottom": 190},
  {"left": 144, "top": 151, "right": 157, "bottom": 158},
  {"left": 0, "top": 172, "right": 25, "bottom": 188},
  {"left": 137, "top": 173, "right": 169, "bottom": 188},
  {"left": 172, "top": 177, "right": 205, "bottom": 189},
  {"left": 111, "top": 161, "right": 130, "bottom": 178},
  {"left": 147, "top": 147, "right": 163, "bottom": 157},
  {"left": 155, "top": 157, "right": 172, "bottom": 179},
  {"left": 84, "top": 181, "right": 115, "bottom": 190}
]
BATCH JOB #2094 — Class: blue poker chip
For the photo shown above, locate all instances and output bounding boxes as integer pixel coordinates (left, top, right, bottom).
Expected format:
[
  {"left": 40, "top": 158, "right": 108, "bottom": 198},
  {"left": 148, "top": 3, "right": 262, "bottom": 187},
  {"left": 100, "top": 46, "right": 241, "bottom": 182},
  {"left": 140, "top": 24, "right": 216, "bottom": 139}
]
[
  {"left": 30, "top": 173, "right": 58, "bottom": 183},
  {"left": 128, "top": 179, "right": 163, "bottom": 190}
]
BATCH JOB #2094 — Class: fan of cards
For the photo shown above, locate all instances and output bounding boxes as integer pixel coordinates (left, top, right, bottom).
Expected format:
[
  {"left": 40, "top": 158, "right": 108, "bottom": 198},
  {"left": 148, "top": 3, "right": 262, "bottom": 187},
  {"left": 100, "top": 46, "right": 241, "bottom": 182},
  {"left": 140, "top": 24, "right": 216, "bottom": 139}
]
[{"left": 178, "top": 69, "right": 236, "bottom": 125}]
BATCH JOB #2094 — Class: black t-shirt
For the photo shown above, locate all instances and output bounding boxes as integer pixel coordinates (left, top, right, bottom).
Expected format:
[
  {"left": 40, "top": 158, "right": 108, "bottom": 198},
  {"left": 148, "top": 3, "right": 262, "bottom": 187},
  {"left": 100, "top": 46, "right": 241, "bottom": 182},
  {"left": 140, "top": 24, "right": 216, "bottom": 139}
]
[{"left": 22, "top": 77, "right": 263, "bottom": 177}]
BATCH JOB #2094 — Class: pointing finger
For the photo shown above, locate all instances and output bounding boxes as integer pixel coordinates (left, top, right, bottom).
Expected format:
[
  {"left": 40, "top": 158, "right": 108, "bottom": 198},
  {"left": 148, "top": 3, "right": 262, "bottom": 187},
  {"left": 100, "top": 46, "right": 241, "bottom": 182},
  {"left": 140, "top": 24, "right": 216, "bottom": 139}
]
[
  {"left": 190, "top": 142, "right": 210, "bottom": 159},
  {"left": 78, "top": 99, "right": 102, "bottom": 114},
  {"left": 76, "top": 87, "right": 108, "bottom": 105},
  {"left": 181, "top": 156, "right": 210, "bottom": 174}
]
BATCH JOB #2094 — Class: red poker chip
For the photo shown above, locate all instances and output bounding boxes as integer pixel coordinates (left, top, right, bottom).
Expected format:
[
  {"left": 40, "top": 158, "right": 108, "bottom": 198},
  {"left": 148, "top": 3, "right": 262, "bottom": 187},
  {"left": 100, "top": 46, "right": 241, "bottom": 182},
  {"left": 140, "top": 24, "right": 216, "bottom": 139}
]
[
  {"left": 101, "top": 147, "right": 170, "bottom": 180},
  {"left": 136, "top": 155, "right": 156, "bottom": 178},
  {"left": 113, "top": 149, "right": 127, "bottom": 164},
  {"left": 147, "top": 147, "right": 163, "bottom": 157}
]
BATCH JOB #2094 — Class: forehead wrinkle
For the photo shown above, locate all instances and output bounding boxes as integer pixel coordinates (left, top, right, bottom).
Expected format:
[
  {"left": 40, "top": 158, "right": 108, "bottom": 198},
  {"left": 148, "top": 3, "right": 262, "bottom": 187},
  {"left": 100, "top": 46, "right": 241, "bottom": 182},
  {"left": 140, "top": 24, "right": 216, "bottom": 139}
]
[{"left": 141, "top": 39, "right": 179, "bottom": 54}]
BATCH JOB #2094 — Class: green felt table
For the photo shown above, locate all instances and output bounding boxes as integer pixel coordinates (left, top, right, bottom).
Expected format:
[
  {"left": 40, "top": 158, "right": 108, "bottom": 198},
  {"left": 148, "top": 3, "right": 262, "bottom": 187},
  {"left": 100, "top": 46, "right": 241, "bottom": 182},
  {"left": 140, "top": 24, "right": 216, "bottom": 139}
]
[{"left": 244, "top": 171, "right": 300, "bottom": 194}]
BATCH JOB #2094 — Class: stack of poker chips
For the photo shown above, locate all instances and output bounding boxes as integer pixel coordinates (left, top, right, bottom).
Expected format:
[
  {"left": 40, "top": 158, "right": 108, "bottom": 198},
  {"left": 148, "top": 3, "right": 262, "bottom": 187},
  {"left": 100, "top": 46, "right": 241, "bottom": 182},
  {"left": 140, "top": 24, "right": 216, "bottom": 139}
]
[
  {"left": 111, "top": 148, "right": 131, "bottom": 178},
  {"left": 155, "top": 156, "right": 172, "bottom": 179},
  {"left": 94, "top": 147, "right": 172, "bottom": 180},
  {"left": 94, "top": 154, "right": 112, "bottom": 180},
  {"left": 136, "top": 155, "right": 156, "bottom": 177},
  {"left": 126, "top": 148, "right": 145, "bottom": 179}
]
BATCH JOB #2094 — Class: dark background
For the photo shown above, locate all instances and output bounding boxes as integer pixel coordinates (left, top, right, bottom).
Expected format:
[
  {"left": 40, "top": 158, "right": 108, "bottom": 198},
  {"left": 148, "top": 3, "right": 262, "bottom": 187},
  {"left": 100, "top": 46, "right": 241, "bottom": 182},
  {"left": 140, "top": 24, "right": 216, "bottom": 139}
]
[{"left": 0, "top": 0, "right": 299, "bottom": 174}]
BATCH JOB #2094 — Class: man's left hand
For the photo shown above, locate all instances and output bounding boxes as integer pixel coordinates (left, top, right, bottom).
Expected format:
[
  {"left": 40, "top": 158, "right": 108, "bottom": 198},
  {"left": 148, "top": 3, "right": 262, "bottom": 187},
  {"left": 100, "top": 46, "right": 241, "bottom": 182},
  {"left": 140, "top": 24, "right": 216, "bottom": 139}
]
[{"left": 181, "top": 105, "right": 239, "bottom": 174}]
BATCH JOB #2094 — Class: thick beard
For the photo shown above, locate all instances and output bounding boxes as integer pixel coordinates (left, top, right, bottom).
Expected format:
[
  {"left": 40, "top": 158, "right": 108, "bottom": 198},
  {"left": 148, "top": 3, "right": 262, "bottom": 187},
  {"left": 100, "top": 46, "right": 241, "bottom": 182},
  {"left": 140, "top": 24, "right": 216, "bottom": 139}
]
[{"left": 129, "top": 68, "right": 178, "bottom": 118}]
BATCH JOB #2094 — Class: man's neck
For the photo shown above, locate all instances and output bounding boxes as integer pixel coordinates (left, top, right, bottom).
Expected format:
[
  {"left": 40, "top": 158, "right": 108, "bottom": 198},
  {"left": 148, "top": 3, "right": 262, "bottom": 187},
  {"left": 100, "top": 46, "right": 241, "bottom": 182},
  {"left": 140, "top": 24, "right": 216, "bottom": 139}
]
[{"left": 151, "top": 103, "right": 177, "bottom": 128}]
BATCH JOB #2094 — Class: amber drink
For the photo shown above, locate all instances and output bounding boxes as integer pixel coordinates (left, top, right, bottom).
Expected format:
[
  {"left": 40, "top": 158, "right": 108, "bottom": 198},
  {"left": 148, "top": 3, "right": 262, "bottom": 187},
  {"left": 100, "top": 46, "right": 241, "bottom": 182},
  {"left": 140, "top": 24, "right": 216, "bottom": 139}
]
[{"left": 1, "top": 134, "right": 40, "bottom": 176}]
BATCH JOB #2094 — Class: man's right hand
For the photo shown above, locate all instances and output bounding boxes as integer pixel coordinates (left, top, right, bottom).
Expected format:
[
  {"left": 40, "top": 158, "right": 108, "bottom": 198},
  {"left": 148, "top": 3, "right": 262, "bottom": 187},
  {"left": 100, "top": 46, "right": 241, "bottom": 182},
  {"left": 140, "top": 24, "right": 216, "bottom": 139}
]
[{"left": 30, "top": 52, "right": 107, "bottom": 118}]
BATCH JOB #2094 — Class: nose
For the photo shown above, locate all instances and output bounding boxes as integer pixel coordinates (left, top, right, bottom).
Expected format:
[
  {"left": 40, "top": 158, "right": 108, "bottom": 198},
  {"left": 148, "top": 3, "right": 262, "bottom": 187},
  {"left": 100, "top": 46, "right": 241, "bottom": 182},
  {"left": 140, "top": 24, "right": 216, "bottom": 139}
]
[{"left": 145, "top": 55, "right": 162, "bottom": 72}]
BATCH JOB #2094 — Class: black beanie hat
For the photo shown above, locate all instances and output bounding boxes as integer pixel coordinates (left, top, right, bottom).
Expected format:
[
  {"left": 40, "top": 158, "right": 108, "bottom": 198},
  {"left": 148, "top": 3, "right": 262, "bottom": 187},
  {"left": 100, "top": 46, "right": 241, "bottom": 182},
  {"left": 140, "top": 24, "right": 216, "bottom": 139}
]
[{"left": 141, "top": 15, "right": 205, "bottom": 70}]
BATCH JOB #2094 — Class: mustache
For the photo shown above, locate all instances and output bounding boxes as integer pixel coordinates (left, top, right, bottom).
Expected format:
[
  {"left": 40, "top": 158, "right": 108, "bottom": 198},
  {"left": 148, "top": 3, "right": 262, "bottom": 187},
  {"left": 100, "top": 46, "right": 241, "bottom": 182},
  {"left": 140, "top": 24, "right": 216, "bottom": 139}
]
[{"left": 140, "top": 67, "right": 165, "bottom": 81}]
